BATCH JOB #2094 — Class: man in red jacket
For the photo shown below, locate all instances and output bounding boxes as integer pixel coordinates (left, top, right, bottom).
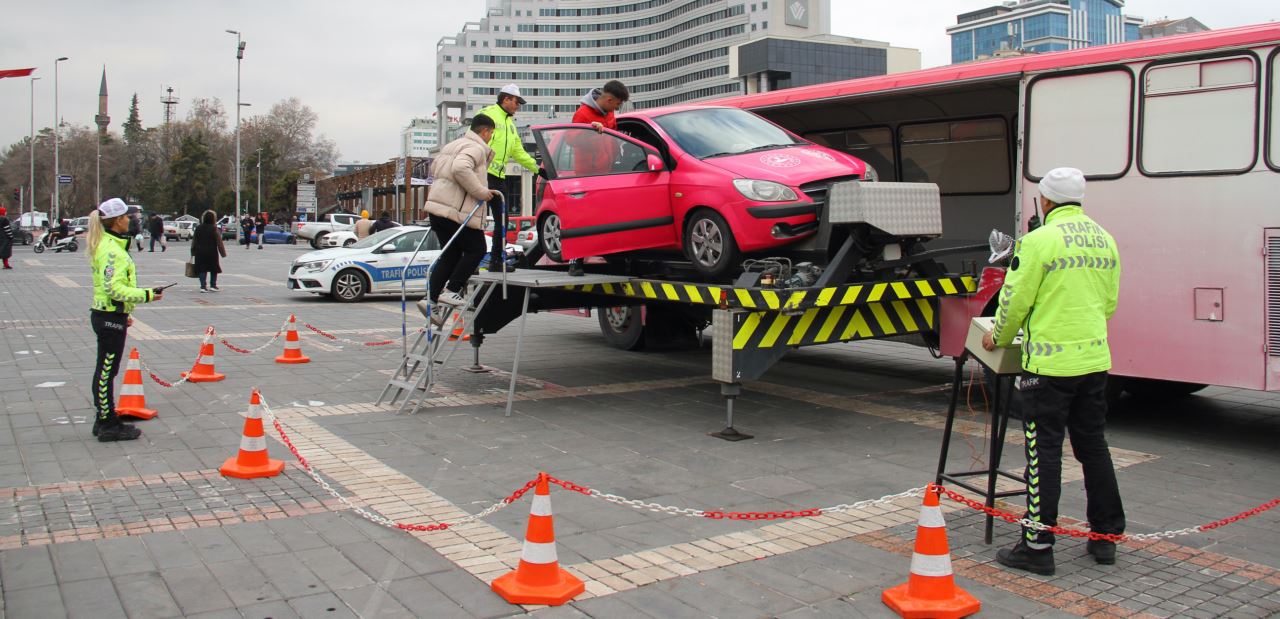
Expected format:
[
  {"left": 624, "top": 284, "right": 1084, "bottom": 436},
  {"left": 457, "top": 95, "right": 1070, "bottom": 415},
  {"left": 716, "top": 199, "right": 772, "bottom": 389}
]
[{"left": 566, "top": 80, "right": 629, "bottom": 275}]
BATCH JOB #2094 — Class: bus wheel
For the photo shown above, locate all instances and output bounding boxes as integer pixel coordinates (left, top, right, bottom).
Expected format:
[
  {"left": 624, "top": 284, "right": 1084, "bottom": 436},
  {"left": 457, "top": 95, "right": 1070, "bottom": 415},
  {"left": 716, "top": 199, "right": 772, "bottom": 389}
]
[{"left": 599, "top": 306, "right": 644, "bottom": 351}]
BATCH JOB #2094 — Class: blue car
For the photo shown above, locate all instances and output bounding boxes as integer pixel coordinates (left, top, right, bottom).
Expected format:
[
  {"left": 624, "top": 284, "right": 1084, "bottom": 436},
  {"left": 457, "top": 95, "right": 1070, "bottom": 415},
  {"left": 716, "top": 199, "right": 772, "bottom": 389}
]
[{"left": 249, "top": 225, "right": 297, "bottom": 245}]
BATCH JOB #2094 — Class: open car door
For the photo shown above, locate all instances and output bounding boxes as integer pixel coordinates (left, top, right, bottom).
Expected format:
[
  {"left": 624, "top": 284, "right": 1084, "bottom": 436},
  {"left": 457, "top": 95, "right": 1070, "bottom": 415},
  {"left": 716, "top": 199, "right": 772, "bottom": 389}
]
[{"left": 532, "top": 125, "right": 673, "bottom": 260}]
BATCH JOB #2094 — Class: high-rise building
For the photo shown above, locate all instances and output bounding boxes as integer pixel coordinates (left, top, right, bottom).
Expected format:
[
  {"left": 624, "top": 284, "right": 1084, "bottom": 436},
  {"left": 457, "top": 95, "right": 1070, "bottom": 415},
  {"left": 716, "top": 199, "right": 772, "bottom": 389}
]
[
  {"left": 1139, "top": 17, "right": 1210, "bottom": 40},
  {"left": 948, "top": 0, "right": 1143, "bottom": 64},
  {"left": 435, "top": 0, "right": 917, "bottom": 148}
]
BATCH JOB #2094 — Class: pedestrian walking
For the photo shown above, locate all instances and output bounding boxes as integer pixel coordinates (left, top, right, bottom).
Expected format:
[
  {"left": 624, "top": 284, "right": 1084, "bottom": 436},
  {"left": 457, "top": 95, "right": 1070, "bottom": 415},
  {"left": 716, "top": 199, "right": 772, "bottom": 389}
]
[
  {"left": 127, "top": 211, "right": 144, "bottom": 252},
  {"left": 240, "top": 215, "right": 254, "bottom": 249},
  {"left": 256, "top": 213, "right": 266, "bottom": 250},
  {"left": 87, "top": 198, "right": 163, "bottom": 442},
  {"left": 148, "top": 213, "right": 166, "bottom": 252},
  {"left": 982, "top": 167, "right": 1124, "bottom": 576},
  {"left": 371, "top": 211, "right": 399, "bottom": 234},
  {"left": 192, "top": 210, "right": 226, "bottom": 292},
  {"left": 0, "top": 206, "right": 13, "bottom": 270},
  {"left": 476, "top": 84, "right": 540, "bottom": 273},
  {"left": 421, "top": 114, "right": 497, "bottom": 325},
  {"left": 354, "top": 210, "right": 373, "bottom": 239}
]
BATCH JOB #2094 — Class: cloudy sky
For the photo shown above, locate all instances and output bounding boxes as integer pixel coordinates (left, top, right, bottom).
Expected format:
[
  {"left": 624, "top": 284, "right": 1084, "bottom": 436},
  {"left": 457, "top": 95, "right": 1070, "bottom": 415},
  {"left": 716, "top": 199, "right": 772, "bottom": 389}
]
[{"left": 0, "top": 1, "right": 1272, "bottom": 164}]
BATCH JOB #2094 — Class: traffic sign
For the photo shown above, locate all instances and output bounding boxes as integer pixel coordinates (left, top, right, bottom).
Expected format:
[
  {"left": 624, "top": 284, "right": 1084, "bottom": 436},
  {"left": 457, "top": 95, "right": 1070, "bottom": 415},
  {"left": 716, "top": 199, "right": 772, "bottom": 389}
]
[{"left": 57, "top": 175, "right": 73, "bottom": 185}]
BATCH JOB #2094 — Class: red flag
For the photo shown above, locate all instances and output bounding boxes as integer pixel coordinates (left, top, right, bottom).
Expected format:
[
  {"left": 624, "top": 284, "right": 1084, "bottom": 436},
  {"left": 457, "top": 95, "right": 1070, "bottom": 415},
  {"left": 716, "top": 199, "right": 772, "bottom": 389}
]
[{"left": 0, "top": 68, "right": 36, "bottom": 79}]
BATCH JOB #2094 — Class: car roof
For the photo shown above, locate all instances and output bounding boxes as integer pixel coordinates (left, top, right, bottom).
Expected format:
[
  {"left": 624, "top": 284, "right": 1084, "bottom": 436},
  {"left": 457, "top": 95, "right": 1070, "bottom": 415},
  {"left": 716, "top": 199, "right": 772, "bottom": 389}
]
[{"left": 620, "top": 104, "right": 733, "bottom": 121}]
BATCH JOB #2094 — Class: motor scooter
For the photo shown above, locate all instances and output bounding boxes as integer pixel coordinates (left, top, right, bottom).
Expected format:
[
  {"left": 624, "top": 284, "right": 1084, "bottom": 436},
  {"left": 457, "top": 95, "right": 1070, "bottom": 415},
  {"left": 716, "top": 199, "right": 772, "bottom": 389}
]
[{"left": 33, "top": 232, "right": 78, "bottom": 254}]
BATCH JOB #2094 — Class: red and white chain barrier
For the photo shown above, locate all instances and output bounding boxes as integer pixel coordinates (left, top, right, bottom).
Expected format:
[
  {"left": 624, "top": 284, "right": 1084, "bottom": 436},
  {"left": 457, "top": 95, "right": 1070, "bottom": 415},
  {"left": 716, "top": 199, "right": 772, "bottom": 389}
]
[
  {"left": 219, "top": 318, "right": 289, "bottom": 355},
  {"left": 137, "top": 327, "right": 212, "bottom": 388},
  {"left": 303, "top": 323, "right": 397, "bottom": 347},
  {"left": 937, "top": 486, "right": 1280, "bottom": 543},
  {"left": 250, "top": 393, "right": 1280, "bottom": 543}
]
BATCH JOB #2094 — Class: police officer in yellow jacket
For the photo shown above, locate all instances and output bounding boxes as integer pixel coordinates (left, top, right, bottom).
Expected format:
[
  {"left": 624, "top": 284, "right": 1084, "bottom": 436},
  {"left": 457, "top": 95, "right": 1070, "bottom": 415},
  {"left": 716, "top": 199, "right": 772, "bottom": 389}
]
[
  {"left": 88, "top": 199, "right": 164, "bottom": 441},
  {"left": 982, "top": 167, "right": 1124, "bottom": 575},
  {"left": 475, "top": 84, "right": 540, "bottom": 273}
]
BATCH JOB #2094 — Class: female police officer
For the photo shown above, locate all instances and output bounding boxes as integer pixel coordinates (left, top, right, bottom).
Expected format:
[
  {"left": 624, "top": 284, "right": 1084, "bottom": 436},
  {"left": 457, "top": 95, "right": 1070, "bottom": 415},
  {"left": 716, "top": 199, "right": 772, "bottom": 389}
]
[{"left": 88, "top": 198, "right": 163, "bottom": 441}]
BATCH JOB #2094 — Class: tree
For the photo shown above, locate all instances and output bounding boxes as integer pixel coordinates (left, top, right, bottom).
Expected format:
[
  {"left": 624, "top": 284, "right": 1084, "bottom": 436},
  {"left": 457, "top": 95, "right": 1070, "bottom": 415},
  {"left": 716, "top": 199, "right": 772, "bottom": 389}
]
[
  {"left": 123, "top": 94, "right": 144, "bottom": 148},
  {"left": 169, "top": 133, "right": 213, "bottom": 216}
]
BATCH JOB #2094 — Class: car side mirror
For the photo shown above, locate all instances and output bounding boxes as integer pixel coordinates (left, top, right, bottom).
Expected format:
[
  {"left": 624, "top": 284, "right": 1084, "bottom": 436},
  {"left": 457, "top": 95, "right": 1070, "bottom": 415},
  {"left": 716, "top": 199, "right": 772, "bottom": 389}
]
[
  {"left": 377, "top": 243, "right": 396, "bottom": 253},
  {"left": 646, "top": 153, "right": 664, "bottom": 172}
]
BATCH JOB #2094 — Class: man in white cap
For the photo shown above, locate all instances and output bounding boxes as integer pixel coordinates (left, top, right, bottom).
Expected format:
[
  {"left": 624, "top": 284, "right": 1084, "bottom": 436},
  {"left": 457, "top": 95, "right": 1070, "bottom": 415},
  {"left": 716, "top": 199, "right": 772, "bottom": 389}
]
[
  {"left": 981, "top": 167, "right": 1124, "bottom": 576},
  {"left": 476, "top": 84, "right": 539, "bottom": 273}
]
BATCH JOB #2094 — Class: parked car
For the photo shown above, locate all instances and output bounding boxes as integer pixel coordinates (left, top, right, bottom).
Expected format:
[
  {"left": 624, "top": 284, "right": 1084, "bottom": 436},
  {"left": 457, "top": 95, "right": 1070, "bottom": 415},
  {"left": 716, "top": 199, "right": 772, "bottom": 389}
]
[
  {"left": 295, "top": 213, "right": 359, "bottom": 249},
  {"left": 320, "top": 229, "right": 359, "bottom": 248},
  {"left": 516, "top": 227, "right": 538, "bottom": 254},
  {"left": 531, "top": 105, "right": 870, "bottom": 278},
  {"left": 248, "top": 225, "right": 298, "bottom": 245},
  {"left": 68, "top": 216, "right": 90, "bottom": 235},
  {"left": 216, "top": 215, "right": 239, "bottom": 240},
  {"left": 288, "top": 226, "right": 523, "bottom": 302},
  {"left": 164, "top": 220, "right": 195, "bottom": 241},
  {"left": 12, "top": 224, "right": 35, "bottom": 245}
]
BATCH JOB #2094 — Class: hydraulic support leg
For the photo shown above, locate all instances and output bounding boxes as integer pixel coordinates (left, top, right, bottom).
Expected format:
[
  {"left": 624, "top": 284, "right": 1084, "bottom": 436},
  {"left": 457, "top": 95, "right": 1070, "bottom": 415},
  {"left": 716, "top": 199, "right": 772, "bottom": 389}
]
[{"left": 709, "top": 383, "right": 753, "bottom": 441}]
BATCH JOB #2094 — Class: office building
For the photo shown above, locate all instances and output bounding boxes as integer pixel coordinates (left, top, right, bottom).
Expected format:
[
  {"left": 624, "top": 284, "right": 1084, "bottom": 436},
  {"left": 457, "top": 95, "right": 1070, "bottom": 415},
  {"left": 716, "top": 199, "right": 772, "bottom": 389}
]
[
  {"left": 435, "top": 0, "right": 917, "bottom": 147},
  {"left": 948, "top": 0, "right": 1143, "bottom": 64},
  {"left": 1139, "top": 17, "right": 1210, "bottom": 40}
]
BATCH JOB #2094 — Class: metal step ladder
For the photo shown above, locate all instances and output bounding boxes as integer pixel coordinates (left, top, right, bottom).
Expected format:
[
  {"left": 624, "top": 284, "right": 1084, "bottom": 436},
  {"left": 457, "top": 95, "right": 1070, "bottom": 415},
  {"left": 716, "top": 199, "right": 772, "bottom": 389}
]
[{"left": 377, "top": 276, "right": 500, "bottom": 415}]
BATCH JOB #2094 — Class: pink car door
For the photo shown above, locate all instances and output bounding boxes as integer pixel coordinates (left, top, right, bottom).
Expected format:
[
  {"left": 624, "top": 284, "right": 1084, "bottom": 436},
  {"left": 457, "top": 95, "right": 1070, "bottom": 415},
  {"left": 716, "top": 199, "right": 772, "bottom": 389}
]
[{"left": 533, "top": 125, "right": 673, "bottom": 260}]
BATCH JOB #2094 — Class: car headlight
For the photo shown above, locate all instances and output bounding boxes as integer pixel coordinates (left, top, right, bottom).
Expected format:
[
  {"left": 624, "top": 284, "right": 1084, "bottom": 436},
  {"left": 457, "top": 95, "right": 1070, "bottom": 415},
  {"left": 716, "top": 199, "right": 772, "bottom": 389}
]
[
  {"left": 295, "top": 259, "right": 332, "bottom": 272},
  {"left": 863, "top": 165, "right": 879, "bottom": 182},
  {"left": 733, "top": 179, "right": 798, "bottom": 202}
]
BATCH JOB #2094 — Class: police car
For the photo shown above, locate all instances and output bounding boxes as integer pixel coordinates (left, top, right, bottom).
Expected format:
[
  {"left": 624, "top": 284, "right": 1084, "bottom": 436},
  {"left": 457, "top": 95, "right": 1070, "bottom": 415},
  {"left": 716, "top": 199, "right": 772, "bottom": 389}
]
[{"left": 288, "top": 225, "right": 522, "bottom": 302}]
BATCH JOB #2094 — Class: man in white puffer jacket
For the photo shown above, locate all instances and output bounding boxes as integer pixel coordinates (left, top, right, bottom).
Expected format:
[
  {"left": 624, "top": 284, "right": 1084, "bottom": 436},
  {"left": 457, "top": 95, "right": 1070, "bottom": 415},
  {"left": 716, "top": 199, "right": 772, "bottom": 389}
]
[{"left": 422, "top": 114, "right": 498, "bottom": 322}]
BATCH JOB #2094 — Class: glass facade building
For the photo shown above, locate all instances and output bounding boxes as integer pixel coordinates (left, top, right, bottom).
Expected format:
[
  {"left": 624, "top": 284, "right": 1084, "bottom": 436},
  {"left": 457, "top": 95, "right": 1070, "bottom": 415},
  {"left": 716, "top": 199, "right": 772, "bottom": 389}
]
[{"left": 947, "top": 0, "right": 1142, "bottom": 64}]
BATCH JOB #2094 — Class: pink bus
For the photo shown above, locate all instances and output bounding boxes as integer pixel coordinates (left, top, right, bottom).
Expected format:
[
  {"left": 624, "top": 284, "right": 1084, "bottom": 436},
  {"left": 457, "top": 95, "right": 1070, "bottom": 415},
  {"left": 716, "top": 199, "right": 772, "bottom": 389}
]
[{"left": 708, "top": 24, "right": 1280, "bottom": 396}]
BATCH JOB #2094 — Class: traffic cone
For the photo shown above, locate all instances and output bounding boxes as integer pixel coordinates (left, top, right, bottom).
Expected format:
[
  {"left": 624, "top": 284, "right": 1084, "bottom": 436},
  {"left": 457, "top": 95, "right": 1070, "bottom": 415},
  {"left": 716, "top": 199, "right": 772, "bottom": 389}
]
[
  {"left": 181, "top": 330, "right": 225, "bottom": 382},
  {"left": 220, "top": 389, "right": 285, "bottom": 479},
  {"left": 491, "top": 472, "right": 584, "bottom": 606},
  {"left": 275, "top": 315, "right": 311, "bottom": 364},
  {"left": 115, "top": 348, "right": 157, "bottom": 420},
  {"left": 882, "top": 485, "right": 981, "bottom": 619},
  {"left": 448, "top": 312, "right": 470, "bottom": 341}
]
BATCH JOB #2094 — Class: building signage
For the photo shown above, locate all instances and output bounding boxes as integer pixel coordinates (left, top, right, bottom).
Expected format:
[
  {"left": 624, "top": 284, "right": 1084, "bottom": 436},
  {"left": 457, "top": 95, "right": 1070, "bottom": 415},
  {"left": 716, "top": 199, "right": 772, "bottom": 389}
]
[{"left": 785, "top": 0, "right": 810, "bottom": 28}]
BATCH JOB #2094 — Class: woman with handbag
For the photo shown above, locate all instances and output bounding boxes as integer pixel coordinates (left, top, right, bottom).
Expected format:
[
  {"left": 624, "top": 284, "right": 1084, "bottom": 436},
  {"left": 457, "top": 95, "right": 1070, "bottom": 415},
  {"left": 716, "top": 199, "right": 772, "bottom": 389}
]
[{"left": 191, "top": 210, "right": 226, "bottom": 292}]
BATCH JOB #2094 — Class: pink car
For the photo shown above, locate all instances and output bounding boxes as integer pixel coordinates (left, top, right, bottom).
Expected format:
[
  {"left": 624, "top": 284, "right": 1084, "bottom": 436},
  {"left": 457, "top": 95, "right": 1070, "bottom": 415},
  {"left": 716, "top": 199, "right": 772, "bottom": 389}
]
[{"left": 532, "top": 105, "right": 870, "bottom": 278}]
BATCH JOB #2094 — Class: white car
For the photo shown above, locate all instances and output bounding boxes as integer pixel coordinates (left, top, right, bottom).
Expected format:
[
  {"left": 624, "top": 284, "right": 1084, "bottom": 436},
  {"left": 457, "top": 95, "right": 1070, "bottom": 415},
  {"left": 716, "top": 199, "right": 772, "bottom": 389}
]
[
  {"left": 164, "top": 221, "right": 195, "bottom": 240},
  {"left": 289, "top": 226, "right": 524, "bottom": 302},
  {"left": 320, "top": 229, "right": 359, "bottom": 248}
]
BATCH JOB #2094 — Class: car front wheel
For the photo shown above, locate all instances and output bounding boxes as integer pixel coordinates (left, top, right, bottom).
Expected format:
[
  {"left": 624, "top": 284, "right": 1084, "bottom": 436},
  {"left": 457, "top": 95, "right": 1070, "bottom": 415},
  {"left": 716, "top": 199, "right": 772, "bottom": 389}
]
[
  {"left": 685, "top": 210, "right": 739, "bottom": 279},
  {"left": 332, "top": 269, "right": 368, "bottom": 302},
  {"left": 539, "top": 213, "right": 564, "bottom": 262}
]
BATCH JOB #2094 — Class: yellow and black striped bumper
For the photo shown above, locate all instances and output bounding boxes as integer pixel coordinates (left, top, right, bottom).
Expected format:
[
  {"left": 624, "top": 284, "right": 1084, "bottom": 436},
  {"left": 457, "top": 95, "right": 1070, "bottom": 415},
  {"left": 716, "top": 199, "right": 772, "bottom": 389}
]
[{"left": 560, "top": 275, "right": 974, "bottom": 311}]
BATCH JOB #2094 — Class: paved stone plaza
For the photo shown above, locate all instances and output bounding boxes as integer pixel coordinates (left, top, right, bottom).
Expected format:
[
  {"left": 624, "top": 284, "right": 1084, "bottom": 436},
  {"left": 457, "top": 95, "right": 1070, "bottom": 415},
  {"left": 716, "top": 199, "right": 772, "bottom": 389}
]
[{"left": 0, "top": 242, "right": 1277, "bottom": 618}]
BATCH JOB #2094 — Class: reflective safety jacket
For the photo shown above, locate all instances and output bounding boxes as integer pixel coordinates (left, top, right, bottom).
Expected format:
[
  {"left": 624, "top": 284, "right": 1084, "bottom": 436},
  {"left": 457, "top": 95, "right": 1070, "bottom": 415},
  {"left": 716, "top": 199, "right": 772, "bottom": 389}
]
[
  {"left": 91, "top": 230, "right": 155, "bottom": 314},
  {"left": 992, "top": 204, "right": 1121, "bottom": 377},
  {"left": 475, "top": 104, "right": 539, "bottom": 179}
]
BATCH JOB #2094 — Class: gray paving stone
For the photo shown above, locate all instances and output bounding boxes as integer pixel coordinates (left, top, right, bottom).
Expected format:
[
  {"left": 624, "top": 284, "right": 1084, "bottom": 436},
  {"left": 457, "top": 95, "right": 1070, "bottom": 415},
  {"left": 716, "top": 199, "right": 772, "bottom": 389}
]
[
  {"left": 251, "top": 553, "right": 328, "bottom": 598},
  {"left": 114, "top": 571, "right": 184, "bottom": 619},
  {"left": 295, "top": 546, "right": 375, "bottom": 591},
  {"left": 60, "top": 576, "right": 127, "bottom": 619},
  {"left": 208, "top": 558, "right": 283, "bottom": 607},
  {"left": 338, "top": 540, "right": 416, "bottom": 582},
  {"left": 140, "top": 529, "right": 204, "bottom": 569},
  {"left": 3, "top": 583, "right": 68, "bottom": 618},
  {"left": 161, "top": 564, "right": 238, "bottom": 615},
  {"left": 97, "top": 536, "right": 157, "bottom": 577},
  {"left": 427, "top": 569, "right": 525, "bottom": 618},
  {"left": 0, "top": 545, "right": 57, "bottom": 591},
  {"left": 266, "top": 517, "right": 332, "bottom": 552},
  {"left": 287, "top": 592, "right": 359, "bottom": 618},
  {"left": 184, "top": 523, "right": 250, "bottom": 564},
  {"left": 333, "top": 583, "right": 418, "bottom": 619},
  {"left": 223, "top": 520, "right": 292, "bottom": 557},
  {"left": 237, "top": 599, "right": 303, "bottom": 619},
  {"left": 384, "top": 576, "right": 473, "bottom": 619}
]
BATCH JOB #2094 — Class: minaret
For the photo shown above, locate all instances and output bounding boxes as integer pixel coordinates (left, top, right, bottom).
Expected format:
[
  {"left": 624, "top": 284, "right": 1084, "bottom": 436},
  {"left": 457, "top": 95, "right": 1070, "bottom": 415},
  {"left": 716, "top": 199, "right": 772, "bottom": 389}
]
[{"left": 95, "top": 67, "right": 110, "bottom": 137}]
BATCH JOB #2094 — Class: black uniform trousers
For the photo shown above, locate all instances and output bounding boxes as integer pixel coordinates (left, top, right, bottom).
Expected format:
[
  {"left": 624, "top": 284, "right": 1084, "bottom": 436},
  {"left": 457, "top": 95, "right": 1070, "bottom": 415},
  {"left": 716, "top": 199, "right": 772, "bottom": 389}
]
[
  {"left": 426, "top": 215, "right": 486, "bottom": 301},
  {"left": 1016, "top": 371, "right": 1125, "bottom": 546},
  {"left": 486, "top": 174, "right": 511, "bottom": 259},
  {"left": 91, "top": 310, "right": 130, "bottom": 424}
]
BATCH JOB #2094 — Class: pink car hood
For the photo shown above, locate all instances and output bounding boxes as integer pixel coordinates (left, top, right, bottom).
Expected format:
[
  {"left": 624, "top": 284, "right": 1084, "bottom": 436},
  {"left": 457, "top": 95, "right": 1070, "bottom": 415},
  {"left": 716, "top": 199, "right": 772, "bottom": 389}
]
[{"left": 699, "top": 146, "right": 866, "bottom": 186}]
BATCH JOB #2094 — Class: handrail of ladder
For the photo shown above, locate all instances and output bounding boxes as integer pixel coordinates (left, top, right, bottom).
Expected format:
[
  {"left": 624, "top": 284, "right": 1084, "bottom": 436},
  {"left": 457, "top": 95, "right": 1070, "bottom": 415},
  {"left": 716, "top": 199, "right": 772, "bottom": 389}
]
[{"left": 399, "top": 193, "right": 502, "bottom": 357}]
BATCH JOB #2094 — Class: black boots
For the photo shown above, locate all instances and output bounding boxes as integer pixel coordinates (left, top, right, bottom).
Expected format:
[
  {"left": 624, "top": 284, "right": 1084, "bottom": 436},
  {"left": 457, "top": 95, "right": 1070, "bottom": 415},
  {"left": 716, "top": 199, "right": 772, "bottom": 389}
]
[
  {"left": 93, "top": 418, "right": 142, "bottom": 442},
  {"left": 1086, "top": 539, "right": 1117, "bottom": 565},
  {"left": 567, "top": 260, "right": 585, "bottom": 277},
  {"left": 996, "top": 540, "right": 1056, "bottom": 576}
]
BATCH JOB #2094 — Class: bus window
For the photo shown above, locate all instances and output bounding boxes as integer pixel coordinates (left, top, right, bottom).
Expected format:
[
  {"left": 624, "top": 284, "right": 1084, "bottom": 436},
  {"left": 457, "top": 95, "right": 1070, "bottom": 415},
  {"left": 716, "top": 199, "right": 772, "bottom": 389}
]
[
  {"left": 1141, "top": 56, "right": 1258, "bottom": 175},
  {"left": 1028, "top": 69, "right": 1132, "bottom": 179},
  {"left": 845, "top": 128, "right": 897, "bottom": 182},
  {"left": 899, "top": 118, "right": 1009, "bottom": 194},
  {"left": 1270, "top": 51, "right": 1279, "bottom": 171}
]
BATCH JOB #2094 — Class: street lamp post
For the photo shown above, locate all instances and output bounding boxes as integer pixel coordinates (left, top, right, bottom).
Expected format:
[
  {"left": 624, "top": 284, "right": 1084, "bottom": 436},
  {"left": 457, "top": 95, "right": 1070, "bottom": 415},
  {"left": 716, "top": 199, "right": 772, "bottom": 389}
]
[
  {"left": 256, "top": 148, "right": 263, "bottom": 217},
  {"left": 226, "top": 30, "right": 245, "bottom": 222},
  {"left": 29, "top": 76, "right": 41, "bottom": 226},
  {"left": 53, "top": 56, "right": 67, "bottom": 222}
]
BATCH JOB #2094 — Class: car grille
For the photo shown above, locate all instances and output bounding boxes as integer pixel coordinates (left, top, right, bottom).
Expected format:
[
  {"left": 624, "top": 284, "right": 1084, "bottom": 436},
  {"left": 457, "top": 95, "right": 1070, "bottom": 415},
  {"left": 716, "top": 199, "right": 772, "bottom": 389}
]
[{"left": 799, "top": 175, "right": 861, "bottom": 206}]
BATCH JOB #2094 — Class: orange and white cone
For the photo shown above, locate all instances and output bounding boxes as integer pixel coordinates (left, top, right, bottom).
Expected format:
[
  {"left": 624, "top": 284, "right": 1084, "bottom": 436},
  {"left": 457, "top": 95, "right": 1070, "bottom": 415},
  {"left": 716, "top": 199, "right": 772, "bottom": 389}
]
[
  {"left": 448, "top": 312, "right": 470, "bottom": 341},
  {"left": 275, "top": 315, "right": 311, "bottom": 364},
  {"left": 181, "top": 329, "right": 225, "bottom": 382},
  {"left": 115, "top": 348, "right": 157, "bottom": 420},
  {"left": 219, "top": 389, "right": 284, "bottom": 479},
  {"left": 491, "top": 472, "right": 584, "bottom": 606},
  {"left": 882, "top": 485, "right": 981, "bottom": 619}
]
